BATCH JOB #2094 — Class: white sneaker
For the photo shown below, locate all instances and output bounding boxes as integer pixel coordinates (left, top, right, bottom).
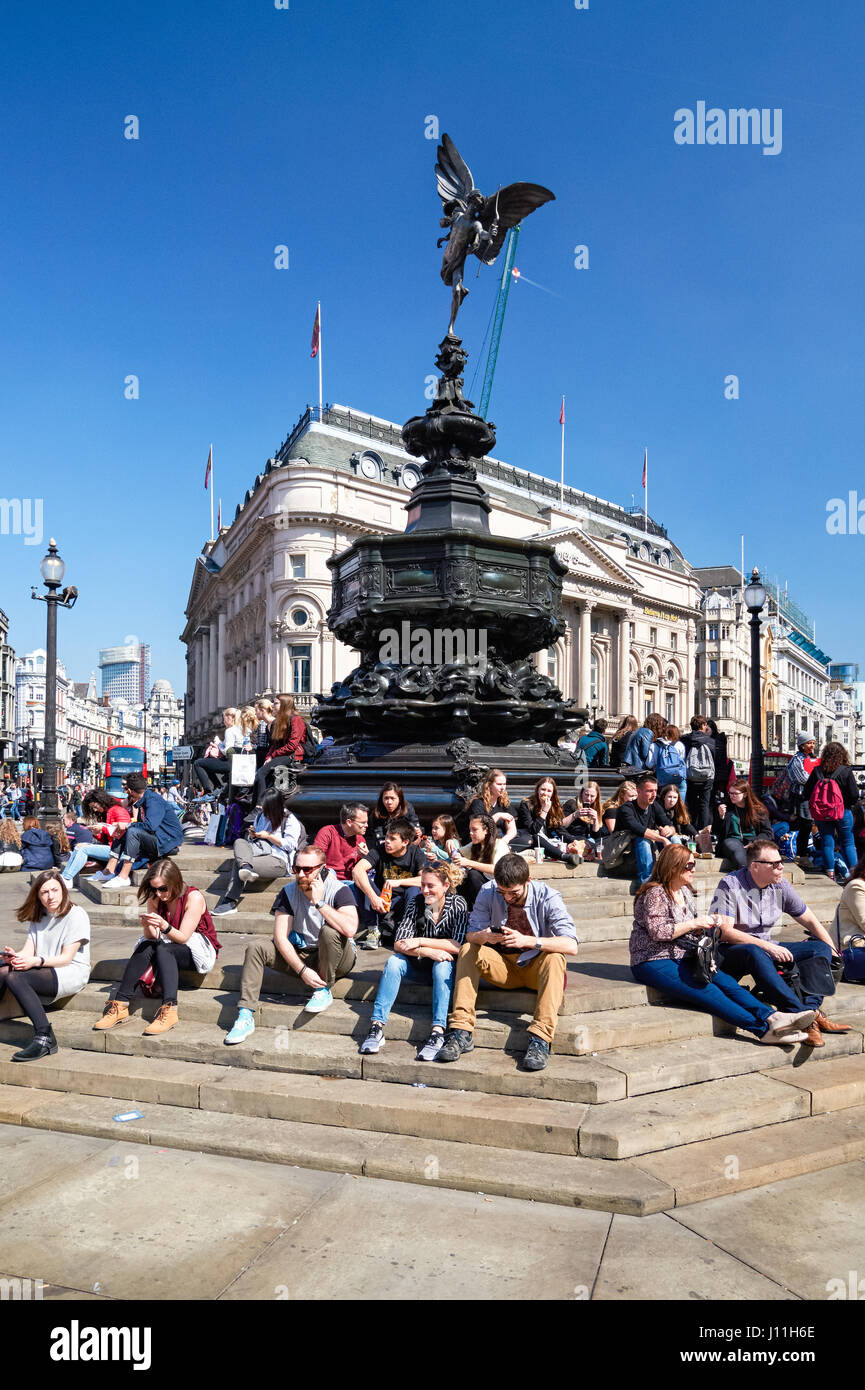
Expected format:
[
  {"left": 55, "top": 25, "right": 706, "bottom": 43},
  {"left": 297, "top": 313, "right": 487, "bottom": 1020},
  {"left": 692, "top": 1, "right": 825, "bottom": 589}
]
[
  {"left": 766, "top": 1009, "right": 817, "bottom": 1036},
  {"left": 304, "top": 987, "right": 333, "bottom": 1014},
  {"left": 101, "top": 875, "right": 134, "bottom": 890},
  {"left": 237, "top": 867, "right": 260, "bottom": 884}
]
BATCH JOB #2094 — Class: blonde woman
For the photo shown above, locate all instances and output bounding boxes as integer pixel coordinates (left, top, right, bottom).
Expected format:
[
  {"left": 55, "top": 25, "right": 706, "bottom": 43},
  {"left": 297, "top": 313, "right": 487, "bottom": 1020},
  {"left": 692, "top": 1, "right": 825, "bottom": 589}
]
[
  {"left": 0, "top": 819, "right": 23, "bottom": 871},
  {"left": 602, "top": 781, "right": 637, "bottom": 834},
  {"left": 193, "top": 708, "right": 244, "bottom": 793}
]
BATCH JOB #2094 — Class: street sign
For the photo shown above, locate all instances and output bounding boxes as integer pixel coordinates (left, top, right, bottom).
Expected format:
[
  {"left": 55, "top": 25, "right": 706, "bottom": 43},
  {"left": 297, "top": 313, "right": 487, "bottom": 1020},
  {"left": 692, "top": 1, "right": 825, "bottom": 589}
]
[{"left": 172, "top": 746, "right": 194, "bottom": 761}]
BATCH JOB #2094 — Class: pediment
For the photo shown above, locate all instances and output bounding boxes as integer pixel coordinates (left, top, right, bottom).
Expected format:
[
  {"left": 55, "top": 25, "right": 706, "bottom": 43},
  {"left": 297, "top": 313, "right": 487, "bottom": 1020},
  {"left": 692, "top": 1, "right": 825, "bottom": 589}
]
[{"left": 533, "top": 525, "right": 636, "bottom": 591}]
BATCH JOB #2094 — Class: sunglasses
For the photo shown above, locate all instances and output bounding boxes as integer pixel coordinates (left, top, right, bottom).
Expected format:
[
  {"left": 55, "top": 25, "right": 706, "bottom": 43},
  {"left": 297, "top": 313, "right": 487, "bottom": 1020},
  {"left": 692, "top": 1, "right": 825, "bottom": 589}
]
[
  {"left": 684, "top": 861, "right": 696, "bottom": 871},
  {"left": 150, "top": 883, "right": 171, "bottom": 895},
  {"left": 754, "top": 860, "right": 783, "bottom": 868},
  {"left": 293, "top": 864, "right": 320, "bottom": 875}
]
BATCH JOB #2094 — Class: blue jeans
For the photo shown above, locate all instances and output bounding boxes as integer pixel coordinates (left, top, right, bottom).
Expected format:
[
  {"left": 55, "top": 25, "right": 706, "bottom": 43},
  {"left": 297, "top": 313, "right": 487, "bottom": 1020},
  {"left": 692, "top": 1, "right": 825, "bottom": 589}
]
[
  {"left": 816, "top": 810, "right": 857, "bottom": 875},
  {"left": 634, "top": 838, "right": 654, "bottom": 883},
  {"left": 372, "top": 952, "right": 454, "bottom": 1029},
  {"left": 631, "top": 957, "right": 774, "bottom": 1034},
  {"left": 62, "top": 842, "right": 112, "bottom": 882},
  {"left": 718, "top": 938, "right": 833, "bottom": 1012}
]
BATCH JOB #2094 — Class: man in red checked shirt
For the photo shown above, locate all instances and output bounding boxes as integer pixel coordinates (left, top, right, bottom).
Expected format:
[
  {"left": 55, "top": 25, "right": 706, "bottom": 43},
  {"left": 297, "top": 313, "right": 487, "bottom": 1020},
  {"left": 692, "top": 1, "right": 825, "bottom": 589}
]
[{"left": 314, "top": 803, "right": 377, "bottom": 933}]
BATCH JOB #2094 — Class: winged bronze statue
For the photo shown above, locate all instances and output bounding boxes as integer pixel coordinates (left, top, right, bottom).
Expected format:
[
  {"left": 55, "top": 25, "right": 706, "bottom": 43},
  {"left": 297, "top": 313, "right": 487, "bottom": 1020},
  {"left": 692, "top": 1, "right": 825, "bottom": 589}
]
[{"left": 435, "top": 133, "right": 555, "bottom": 337}]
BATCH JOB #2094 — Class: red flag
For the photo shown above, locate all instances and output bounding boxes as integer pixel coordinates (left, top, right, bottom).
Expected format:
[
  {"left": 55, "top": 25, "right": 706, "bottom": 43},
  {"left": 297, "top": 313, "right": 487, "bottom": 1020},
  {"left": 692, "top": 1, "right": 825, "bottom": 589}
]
[
  {"left": 641, "top": 448, "right": 647, "bottom": 489},
  {"left": 204, "top": 444, "right": 212, "bottom": 491},
  {"left": 310, "top": 304, "right": 321, "bottom": 359},
  {"left": 559, "top": 396, "right": 565, "bottom": 426}
]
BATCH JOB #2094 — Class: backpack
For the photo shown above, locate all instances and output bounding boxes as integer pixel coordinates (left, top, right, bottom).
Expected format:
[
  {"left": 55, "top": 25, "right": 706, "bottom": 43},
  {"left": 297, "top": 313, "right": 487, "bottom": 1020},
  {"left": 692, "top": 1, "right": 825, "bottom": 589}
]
[
  {"left": 686, "top": 742, "right": 714, "bottom": 784},
  {"left": 809, "top": 772, "right": 845, "bottom": 824},
  {"left": 300, "top": 722, "right": 322, "bottom": 763},
  {"left": 223, "top": 801, "right": 246, "bottom": 847},
  {"left": 656, "top": 742, "right": 686, "bottom": 786},
  {"left": 579, "top": 733, "right": 607, "bottom": 768},
  {"left": 771, "top": 760, "right": 796, "bottom": 810}
]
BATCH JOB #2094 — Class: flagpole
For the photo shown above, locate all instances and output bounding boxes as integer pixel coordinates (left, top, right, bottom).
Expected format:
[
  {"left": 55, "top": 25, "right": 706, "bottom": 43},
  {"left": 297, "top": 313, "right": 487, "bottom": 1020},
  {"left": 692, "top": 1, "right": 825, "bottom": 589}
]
[
  {"left": 317, "top": 300, "right": 323, "bottom": 421},
  {"left": 643, "top": 448, "right": 648, "bottom": 532},
  {"left": 560, "top": 395, "right": 565, "bottom": 505},
  {"left": 210, "top": 444, "right": 214, "bottom": 542}
]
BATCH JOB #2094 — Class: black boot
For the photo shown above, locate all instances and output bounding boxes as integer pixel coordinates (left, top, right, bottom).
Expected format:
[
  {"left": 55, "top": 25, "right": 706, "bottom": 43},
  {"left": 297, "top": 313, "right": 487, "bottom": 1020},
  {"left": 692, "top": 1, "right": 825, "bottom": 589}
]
[{"left": 12, "top": 1026, "right": 58, "bottom": 1063}]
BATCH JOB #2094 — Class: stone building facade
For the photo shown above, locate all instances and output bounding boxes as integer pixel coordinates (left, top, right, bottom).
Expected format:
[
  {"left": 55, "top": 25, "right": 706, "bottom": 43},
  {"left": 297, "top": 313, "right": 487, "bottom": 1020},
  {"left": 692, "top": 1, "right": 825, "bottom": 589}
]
[{"left": 182, "top": 405, "right": 702, "bottom": 743}]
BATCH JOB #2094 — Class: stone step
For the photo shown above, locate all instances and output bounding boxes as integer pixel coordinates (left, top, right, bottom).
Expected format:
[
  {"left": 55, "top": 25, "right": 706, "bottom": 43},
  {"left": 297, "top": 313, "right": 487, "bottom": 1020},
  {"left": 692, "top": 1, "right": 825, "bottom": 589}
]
[
  {"left": 5, "top": 1088, "right": 673, "bottom": 1214},
  {"left": 579, "top": 1072, "right": 814, "bottom": 1159},
  {"left": 638, "top": 1101, "right": 865, "bottom": 1206},
  {"left": 768, "top": 1052, "right": 865, "bottom": 1114},
  {"left": 0, "top": 1043, "right": 591, "bottom": 1157}
]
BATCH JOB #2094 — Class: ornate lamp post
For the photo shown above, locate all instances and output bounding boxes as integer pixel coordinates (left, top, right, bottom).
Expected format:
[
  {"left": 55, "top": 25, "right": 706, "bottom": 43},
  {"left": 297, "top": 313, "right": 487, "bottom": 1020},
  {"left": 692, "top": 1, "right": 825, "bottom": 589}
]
[
  {"left": 31, "top": 539, "right": 77, "bottom": 822},
  {"left": 744, "top": 567, "right": 767, "bottom": 798}
]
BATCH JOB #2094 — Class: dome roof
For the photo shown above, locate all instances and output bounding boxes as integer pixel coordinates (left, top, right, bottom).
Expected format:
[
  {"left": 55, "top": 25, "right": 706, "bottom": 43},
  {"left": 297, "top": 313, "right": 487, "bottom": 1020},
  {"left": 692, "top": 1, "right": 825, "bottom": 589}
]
[{"left": 152, "top": 679, "right": 173, "bottom": 694}]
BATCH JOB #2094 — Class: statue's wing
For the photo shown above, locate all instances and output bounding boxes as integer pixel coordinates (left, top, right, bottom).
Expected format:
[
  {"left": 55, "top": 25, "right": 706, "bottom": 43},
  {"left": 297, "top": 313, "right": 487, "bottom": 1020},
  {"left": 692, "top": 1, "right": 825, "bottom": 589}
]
[
  {"left": 435, "top": 133, "right": 476, "bottom": 209},
  {"left": 477, "top": 182, "right": 556, "bottom": 263}
]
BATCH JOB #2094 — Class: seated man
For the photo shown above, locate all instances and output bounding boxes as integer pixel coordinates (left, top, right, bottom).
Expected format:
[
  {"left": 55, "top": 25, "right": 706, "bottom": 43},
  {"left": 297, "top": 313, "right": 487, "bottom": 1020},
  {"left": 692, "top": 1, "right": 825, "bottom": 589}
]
[
  {"left": 437, "top": 852, "right": 579, "bottom": 1072},
  {"left": 101, "top": 773, "right": 183, "bottom": 889},
  {"left": 711, "top": 836, "right": 850, "bottom": 1048},
  {"left": 224, "top": 845, "right": 358, "bottom": 1043},
  {"left": 352, "top": 817, "right": 427, "bottom": 950},
  {"left": 314, "top": 802, "right": 372, "bottom": 881},
  {"left": 613, "top": 772, "right": 678, "bottom": 883}
]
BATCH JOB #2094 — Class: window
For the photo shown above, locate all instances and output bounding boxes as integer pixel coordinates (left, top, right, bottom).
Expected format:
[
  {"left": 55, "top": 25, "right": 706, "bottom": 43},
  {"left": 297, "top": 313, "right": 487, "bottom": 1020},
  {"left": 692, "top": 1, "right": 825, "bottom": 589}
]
[
  {"left": 291, "top": 608, "right": 309, "bottom": 628},
  {"left": 670, "top": 633, "right": 677, "bottom": 651},
  {"left": 709, "top": 660, "right": 718, "bottom": 678},
  {"left": 708, "top": 624, "right": 719, "bottom": 641},
  {"left": 644, "top": 697, "right": 654, "bottom": 721},
  {"left": 722, "top": 660, "right": 729, "bottom": 677},
  {"left": 290, "top": 555, "right": 306, "bottom": 579},
  {"left": 649, "top": 627, "right": 658, "bottom": 646},
  {"left": 590, "top": 650, "right": 598, "bottom": 705},
  {"left": 721, "top": 697, "right": 730, "bottom": 718},
  {"left": 665, "top": 694, "right": 675, "bottom": 723},
  {"left": 290, "top": 645, "right": 311, "bottom": 694},
  {"left": 709, "top": 697, "right": 718, "bottom": 718},
  {"left": 547, "top": 647, "right": 559, "bottom": 685},
  {"left": 694, "top": 658, "right": 700, "bottom": 680},
  {"left": 722, "top": 625, "right": 730, "bottom": 639},
  {"left": 629, "top": 623, "right": 635, "bottom": 640}
]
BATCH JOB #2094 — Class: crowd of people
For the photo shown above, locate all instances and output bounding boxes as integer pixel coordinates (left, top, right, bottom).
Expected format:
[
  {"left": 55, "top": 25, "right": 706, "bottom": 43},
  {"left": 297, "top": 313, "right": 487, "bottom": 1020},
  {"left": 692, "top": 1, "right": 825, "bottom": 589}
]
[{"left": 3, "top": 713, "right": 865, "bottom": 1079}]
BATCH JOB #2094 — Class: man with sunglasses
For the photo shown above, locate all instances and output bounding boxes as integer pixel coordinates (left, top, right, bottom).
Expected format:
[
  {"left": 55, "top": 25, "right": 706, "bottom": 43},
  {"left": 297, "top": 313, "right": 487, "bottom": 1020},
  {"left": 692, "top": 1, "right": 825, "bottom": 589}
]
[
  {"left": 224, "top": 846, "right": 358, "bottom": 1044},
  {"left": 711, "top": 837, "right": 849, "bottom": 1047}
]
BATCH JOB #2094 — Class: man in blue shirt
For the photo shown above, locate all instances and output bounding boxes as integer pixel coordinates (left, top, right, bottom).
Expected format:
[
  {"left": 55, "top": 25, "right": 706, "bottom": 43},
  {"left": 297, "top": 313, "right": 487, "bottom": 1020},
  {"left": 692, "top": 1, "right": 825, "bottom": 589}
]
[
  {"left": 437, "top": 853, "right": 579, "bottom": 1071},
  {"left": 101, "top": 773, "right": 183, "bottom": 889}
]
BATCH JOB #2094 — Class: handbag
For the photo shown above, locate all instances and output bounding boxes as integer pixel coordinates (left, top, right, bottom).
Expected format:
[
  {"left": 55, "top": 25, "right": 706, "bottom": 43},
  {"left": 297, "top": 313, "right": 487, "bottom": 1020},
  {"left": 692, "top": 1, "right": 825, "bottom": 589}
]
[
  {"left": 777, "top": 954, "right": 837, "bottom": 1003},
  {"left": 137, "top": 964, "right": 162, "bottom": 998},
  {"left": 683, "top": 927, "right": 722, "bottom": 985},
  {"left": 230, "top": 752, "right": 256, "bottom": 788},
  {"left": 833, "top": 906, "right": 865, "bottom": 985},
  {"left": 601, "top": 828, "right": 632, "bottom": 869},
  {"left": 203, "top": 810, "right": 224, "bottom": 846}
]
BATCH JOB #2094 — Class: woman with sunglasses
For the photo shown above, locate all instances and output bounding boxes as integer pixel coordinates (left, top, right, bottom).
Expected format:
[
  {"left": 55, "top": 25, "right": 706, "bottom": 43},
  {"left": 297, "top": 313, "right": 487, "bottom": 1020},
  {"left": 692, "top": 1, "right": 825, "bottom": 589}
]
[
  {"left": 629, "top": 844, "right": 815, "bottom": 1045},
  {"left": 93, "top": 858, "right": 221, "bottom": 1036}
]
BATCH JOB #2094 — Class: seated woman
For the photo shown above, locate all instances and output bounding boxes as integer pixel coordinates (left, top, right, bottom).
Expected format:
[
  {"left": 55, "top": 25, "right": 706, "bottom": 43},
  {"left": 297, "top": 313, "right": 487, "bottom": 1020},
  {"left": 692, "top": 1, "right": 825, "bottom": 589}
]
[
  {"left": 0, "top": 819, "right": 23, "bottom": 871},
  {"left": 567, "top": 781, "right": 606, "bottom": 858},
  {"left": 513, "top": 778, "right": 583, "bottom": 865},
  {"left": 462, "top": 768, "right": 517, "bottom": 845},
  {"left": 360, "top": 862, "right": 469, "bottom": 1060},
  {"left": 423, "top": 815, "right": 461, "bottom": 863},
  {"left": 452, "top": 814, "right": 509, "bottom": 909},
  {"left": 19, "top": 816, "right": 61, "bottom": 872},
  {"left": 838, "top": 853, "right": 865, "bottom": 941},
  {"left": 601, "top": 781, "right": 637, "bottom": 835},
  {"left": 629, "top": 844, "right": 814, "bottom": 1045},
  {"left": 213, "top": 790, "right": 305, "bottom": 916},
  {"left": 609, "top": 716, "right": 638, "bottom": 770},
  {"left": 2, "top": 869, "right": 91, "bottom": 1062},
  {"left": 371, "top": 783, "right": 421, "bottom": 847},
  {"left": 193, "top": 706, "right": 246, "bottom": 794},
  {"left": 713, "top": 780, "right": 771, "bottom": 869},
  {"left": 93, "top": 858, "right": 221, "bottom": 1036},
  {"left": 250, "top": 695, "right": 307, "bottom": 805},
  {"left": 79, "top": 789, "right": 132, "bottom": 883},
  {"left": 659, "top": 785, "right": 696, "bottom": 843}
]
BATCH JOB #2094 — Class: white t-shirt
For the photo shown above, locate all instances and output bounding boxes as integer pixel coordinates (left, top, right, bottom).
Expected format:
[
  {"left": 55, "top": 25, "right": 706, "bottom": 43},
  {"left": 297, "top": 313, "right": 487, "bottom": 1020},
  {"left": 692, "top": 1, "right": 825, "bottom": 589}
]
[
  {"left": 27, "top": 903, "right": 91, "bottom": 1000},
  {"left": 460, "top": 837, "right": 508, "bottom": 867}
]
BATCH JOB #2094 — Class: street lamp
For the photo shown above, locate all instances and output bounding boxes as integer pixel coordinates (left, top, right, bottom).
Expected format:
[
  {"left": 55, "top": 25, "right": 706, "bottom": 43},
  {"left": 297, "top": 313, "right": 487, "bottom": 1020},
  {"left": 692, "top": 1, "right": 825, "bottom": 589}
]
[
  {"left": 31, "top": 538, "right": 78, "bottom": 823},
  {"left": 744, "top": 566, "right": 767, "bottom": 798}
]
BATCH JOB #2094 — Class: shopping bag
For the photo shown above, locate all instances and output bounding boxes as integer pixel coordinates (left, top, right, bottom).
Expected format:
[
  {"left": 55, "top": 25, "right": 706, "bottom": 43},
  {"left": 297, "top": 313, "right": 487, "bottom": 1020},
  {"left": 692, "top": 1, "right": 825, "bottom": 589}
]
[{"left": 230, "top": 752, "right": 256, "bottom": 788}]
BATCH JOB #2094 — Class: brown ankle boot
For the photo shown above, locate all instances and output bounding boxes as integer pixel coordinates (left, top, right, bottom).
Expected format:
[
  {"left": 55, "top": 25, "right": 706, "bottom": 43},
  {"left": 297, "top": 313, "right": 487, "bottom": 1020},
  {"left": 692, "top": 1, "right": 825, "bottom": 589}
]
[
  {"left": 143, "top": 1004, "right": 178, "bottom": 1036},
  {"left": 93, "top": 1000, "right": 130, "bottom": 1031},
  {"left": 816, "top": 1011, "right": 852, "bottom": 1034}
]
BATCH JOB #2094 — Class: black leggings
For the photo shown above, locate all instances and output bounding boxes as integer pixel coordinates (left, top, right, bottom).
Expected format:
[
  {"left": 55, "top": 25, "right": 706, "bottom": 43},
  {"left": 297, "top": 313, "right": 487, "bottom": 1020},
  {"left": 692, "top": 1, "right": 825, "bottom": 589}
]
[
  {"left": 0, "top": 963, "right": 58, "bottom": 1033},
  {"left": 115, "top": 939, "right": 195, "bottom": 1007}
]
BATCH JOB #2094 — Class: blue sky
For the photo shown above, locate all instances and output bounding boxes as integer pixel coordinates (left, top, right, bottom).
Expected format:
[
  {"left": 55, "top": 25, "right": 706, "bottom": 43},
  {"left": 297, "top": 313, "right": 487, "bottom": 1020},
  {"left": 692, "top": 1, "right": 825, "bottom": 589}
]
[{"left": 1, "top": 0, "right": 863, "bottom": 694}]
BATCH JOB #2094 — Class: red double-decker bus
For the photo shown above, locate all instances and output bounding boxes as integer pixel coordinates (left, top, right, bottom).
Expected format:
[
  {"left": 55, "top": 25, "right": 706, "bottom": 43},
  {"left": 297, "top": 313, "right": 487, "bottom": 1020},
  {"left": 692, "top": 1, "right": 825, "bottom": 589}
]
[{"left": 104, "top": 745, "right": 147, "bottom": 794}]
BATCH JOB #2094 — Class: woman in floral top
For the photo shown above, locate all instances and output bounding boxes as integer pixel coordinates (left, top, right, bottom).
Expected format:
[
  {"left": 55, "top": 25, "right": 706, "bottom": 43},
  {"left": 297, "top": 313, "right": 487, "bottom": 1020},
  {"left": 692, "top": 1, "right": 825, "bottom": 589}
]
[{"left": 629, "top": 844, "right": 816, "bottom": 1045}]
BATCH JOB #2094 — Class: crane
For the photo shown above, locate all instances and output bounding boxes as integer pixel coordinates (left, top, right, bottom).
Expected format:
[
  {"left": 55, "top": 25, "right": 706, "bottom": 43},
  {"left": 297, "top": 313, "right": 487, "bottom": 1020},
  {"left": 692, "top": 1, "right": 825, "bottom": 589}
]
[{"left": 478, "top": 226, "right": 520, "bottom": 420}]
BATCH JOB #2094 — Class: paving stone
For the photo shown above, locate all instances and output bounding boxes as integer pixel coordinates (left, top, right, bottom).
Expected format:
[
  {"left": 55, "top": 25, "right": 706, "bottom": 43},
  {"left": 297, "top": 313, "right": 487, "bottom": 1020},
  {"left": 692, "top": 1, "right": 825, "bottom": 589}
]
[
  {"left": 578, "top": 1074, "right": 811, "bottom": 1159},
  {"left": 592, "top": 1212, "right": 795, "bottom": 1300},
  {"left": 638, "top": 1105, "right": 865, "bottom": 1206}
]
